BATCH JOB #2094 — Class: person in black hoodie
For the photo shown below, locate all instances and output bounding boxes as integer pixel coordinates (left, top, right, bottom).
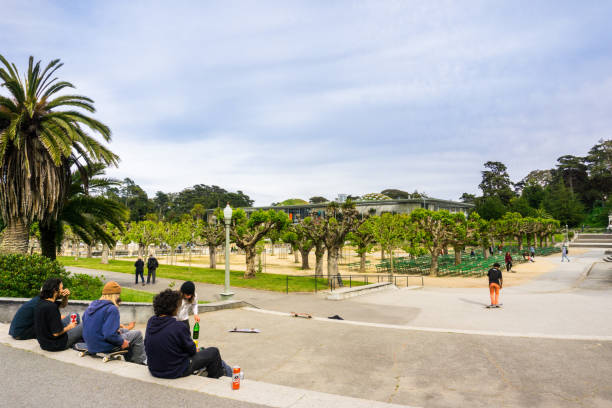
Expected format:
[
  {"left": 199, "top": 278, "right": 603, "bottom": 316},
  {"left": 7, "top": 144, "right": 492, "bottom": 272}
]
[
  {"left": 147, "top": 255, "right": 159, "bottom": 284},
  {"left": 134, "top": 257, "right": 145, "bottom": 286},
  {"left": 144, "top": 289, "right": 232, "bottom": 379}
]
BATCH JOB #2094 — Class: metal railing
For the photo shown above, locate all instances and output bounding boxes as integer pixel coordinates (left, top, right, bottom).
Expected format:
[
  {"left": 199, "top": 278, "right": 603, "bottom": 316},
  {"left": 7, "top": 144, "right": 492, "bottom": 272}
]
[{"left": 284, "top": 273, "right": 424, "bottom": 294}]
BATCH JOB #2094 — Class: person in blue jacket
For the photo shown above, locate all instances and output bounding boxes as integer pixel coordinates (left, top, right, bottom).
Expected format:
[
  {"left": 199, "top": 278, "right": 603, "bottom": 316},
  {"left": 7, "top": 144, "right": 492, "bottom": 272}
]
[
  {"left": 145, "top": 289, "right": 232, "bottom": 379},
  {"left": 82, "top": 281, "right": 146, "bottom": 364}
]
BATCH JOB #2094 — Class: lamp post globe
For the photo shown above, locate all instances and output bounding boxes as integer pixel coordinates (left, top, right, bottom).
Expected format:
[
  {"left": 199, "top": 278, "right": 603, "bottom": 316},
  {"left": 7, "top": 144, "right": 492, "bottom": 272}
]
[
  {"left": 220, "top": 204, "right": 234, "bottom": 300},
  {"left": 224, "top": 204, "right": 233, "bottom": 224}
]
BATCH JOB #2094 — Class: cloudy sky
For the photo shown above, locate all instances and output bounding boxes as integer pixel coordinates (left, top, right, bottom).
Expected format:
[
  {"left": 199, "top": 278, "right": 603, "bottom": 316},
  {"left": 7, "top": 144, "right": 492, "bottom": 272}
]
[{"left": 2, "top": 1, "right": 611, "bottom": 205}]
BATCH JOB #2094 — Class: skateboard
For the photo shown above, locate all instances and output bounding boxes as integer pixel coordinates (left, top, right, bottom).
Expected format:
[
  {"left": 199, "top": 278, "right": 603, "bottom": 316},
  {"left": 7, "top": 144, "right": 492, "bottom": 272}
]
[
  {"left": 291, "top": 312, "right": 312, "bottom": 319},
  {"left": 229, "top": 327, "right": 260, "bottom": 333},
  {"left": 485, "top": 304, "right": 503, "bottom": 309},
  {"left": 74, "top": 342, "right": 128, "bottom": 363}
]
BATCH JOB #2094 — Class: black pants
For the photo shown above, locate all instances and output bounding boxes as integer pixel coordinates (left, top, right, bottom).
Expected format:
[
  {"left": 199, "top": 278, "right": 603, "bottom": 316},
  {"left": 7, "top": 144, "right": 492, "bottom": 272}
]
[
  {"left": 506, "top": 262, "right": 512, "bottom": 272},
  {"left": 147, "top": 268, "right": 157, "bottom": 284},
  {"left": 135, "top": 270, "right": 144, "bottom": 283},
  {"left": 182, "top": 347, "right": 225, "bottom": 378}
]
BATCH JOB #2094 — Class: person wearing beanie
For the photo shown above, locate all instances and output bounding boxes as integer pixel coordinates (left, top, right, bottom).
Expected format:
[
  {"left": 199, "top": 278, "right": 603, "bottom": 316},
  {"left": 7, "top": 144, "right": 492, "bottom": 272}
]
[
  {"left": 82, "top": 281, "right": 147, "bottom": 364},
  {"left": 177, "top": 281, "right": 200, "bottom": 330}
]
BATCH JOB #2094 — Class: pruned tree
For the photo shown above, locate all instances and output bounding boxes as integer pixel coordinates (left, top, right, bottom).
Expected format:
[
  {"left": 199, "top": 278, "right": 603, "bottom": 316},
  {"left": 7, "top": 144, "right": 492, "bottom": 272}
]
[
  {"left": 370, "top": 213, "right": 406, "bottom": 274},
  {"left": 231, "top": 208, "right": 290, "bottom": 278},
  {"left": 347, "top": 216, "right": 376, "bottom": 273},
  {"left": 302, "top": 215, "right": 327, "bottom": 277},
  {"left": 410, "top": 209, "right": 455, "bottom": 275},
  {"left": 320, "top": 201, "right": 363, "bottom": 279},
  {"left": 195, "top": 217, "right": 224, "bottom": 269}
]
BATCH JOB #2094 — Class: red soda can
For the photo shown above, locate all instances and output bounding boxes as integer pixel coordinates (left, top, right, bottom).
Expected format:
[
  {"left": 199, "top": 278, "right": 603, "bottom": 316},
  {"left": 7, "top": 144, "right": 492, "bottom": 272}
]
[
  {"left": 232, "top": 366, "right": 241, "bottom": 390},
  {"left": 70, "top": 313, "right": 77, "bottom": 324}
]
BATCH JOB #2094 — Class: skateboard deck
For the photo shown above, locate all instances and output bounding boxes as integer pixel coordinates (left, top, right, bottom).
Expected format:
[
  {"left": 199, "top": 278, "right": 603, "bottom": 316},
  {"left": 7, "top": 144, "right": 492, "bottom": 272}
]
[
  {"left": 229, "top": 327, "right": 260, "bottom": 333},
  {"left": 486, "top": 304, "right": 503, "bottom": 308},
  {"left": 291, "top": 312, "right": 312, "bottom": 319},
  {"left": 74, "top": 342, "right": 128, "bottom": 363}
]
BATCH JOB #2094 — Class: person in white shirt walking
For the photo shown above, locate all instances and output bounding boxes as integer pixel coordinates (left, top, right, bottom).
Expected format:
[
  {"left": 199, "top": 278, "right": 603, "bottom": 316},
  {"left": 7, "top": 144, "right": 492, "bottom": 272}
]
[{"left": 177, "top": 281, "right": 200, "bottom": 331}]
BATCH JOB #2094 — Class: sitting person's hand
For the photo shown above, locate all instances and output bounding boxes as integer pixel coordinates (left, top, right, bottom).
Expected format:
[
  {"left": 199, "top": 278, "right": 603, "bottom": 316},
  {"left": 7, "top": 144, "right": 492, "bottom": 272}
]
[
  {"left": 120, "top": 321, "right": 136, "bottom": 330},
  {"left": 121, "top": 339, "right": 130, "bottom": 349}
]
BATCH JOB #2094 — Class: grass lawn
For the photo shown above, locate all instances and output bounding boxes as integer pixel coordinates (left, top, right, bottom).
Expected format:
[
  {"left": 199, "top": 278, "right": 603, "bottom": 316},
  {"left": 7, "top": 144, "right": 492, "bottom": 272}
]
[
  {"left": 119, "top": 288, "right": 207, "bottom": 304},
  {"left": 59, "top": 257, "right": 338, "bottom": 292}
]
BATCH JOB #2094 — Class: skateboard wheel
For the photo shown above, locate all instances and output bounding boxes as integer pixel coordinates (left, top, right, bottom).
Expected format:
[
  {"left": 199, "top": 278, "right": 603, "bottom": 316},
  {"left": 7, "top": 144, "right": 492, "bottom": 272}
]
[
  {"left": 102, "top": 356, "right": 109, "bottom": 363},
  {"left": 79, "top": 351, "right": 86, "bottom": 357}
]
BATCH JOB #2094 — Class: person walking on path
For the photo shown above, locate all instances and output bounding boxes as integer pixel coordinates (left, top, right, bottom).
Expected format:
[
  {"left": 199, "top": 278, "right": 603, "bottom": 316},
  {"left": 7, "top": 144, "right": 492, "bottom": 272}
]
[
  {"left": 561, "top": 244, "right": 570, "bottom": 262},
  {"left": 529, "top": 245, "right": 536, "bottom": 260},
  {"left": 134, "top": 257, "right": 145, "bottom": 285},
  {"left": 504, "top": 251, "right": 513, "bottom": 272},
  {"left": 34, "top": 278, "right": 84, "bottom": 351},
  {"left": 147, "top": 255, "right": 159, "bottom": 284},
  {"left": 487, "top": 262, "right": 503, "bottom": 308},
  {"left": 82, "top": 281, "right": 147, "bottom": 364}
]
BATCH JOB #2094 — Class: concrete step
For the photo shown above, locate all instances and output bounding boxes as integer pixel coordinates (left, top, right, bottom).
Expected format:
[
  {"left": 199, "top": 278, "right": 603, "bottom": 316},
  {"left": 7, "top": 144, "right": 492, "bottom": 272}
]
[
  {"left": 577, "top": 234, "right": 612, "bottom": 239},
  {"left": 570, "top": 243, "right": 612, "bottom": 248}
]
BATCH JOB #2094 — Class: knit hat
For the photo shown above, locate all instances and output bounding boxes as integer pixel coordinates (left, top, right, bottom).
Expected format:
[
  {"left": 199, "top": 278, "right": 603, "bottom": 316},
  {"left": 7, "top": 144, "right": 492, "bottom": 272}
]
[
  {"left": 180, "top": 281, "right": 195, "bottom": 295},
  {"left": 102, "top": 281, "right": 122, "bottom": 295}
]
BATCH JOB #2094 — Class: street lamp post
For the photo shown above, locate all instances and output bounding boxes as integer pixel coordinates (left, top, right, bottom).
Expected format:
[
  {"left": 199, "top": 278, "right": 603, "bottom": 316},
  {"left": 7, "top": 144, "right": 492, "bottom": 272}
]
[{"left": 220, "top": 204, "right": 234, "bottom": 300}]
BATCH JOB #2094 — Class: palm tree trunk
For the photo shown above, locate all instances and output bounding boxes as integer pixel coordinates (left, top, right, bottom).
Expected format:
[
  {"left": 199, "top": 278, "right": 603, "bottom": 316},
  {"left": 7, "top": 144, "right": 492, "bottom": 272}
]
[
  {"left": 0, "top": 219, "right": 30, "bottom": 254},
  {"left": 39, "top": 223, "right": 57, "bottom": 260}
]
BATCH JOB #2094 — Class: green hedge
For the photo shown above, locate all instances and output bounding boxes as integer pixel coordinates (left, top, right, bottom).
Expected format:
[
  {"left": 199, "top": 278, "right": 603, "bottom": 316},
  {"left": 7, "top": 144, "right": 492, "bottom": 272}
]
[{"left": 0, "top": 253, "right": 103, "bottom": 299}]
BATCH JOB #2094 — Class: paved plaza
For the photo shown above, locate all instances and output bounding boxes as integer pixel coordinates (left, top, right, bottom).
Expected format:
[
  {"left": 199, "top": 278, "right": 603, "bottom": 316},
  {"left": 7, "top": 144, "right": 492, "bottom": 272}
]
[{"left": 2, "top": 250, "right": 611, "bottom": 407}]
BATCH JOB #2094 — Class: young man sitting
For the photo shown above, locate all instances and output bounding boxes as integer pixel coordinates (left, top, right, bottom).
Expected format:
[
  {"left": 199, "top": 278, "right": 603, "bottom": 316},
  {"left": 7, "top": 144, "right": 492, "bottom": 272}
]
[
  {"left": 82, "top": 281, "right": 147, "bottom": 364},
  {"left": 144, "top": 289, "right": 232, "bottom": 379},
  {"left": 34, "top": 278, "right": 83, "bottom": 351},
  {"left": 10, "top": 282, "right": 81, "bottom": 340}
]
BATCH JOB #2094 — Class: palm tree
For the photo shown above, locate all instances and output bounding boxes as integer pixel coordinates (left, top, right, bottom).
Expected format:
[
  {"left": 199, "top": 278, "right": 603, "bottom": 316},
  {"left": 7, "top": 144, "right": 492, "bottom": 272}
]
[
  {"left": 0, "top": 55, "right": 117, "bottom": 253},
  {"left": 40, "top": 163, "right": 128, "bottom": 259}
]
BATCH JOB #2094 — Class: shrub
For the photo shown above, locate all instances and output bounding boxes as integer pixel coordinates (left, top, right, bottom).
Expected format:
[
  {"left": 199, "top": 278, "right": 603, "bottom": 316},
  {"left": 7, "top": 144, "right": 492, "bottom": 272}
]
[
  {"left": 0, "top": 254, "right": 102, "bottom": 299},
  {"left": 0, "top": 254, "right": 70, "bottom": 298},
  {"left": 65, "top": 273, "right": 104, "bottom": 300}
]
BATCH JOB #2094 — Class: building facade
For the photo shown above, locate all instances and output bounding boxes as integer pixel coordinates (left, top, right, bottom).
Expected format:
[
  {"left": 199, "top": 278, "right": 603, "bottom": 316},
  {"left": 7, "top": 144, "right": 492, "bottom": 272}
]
[{"left": 207, "top": 198, "right": 473, "bottom": 223}]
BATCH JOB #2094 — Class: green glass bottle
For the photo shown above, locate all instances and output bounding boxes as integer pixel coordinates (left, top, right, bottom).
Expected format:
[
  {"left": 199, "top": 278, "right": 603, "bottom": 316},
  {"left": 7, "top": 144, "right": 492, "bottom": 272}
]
[{"left": 193, "top": 322, "right": 200, "bottom": 348}]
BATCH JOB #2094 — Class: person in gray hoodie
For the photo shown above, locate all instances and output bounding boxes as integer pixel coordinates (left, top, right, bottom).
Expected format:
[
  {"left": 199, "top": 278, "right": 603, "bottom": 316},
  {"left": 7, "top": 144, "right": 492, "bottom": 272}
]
[{"left": 82, "top": 281, "right": 146, "bottom": 364}]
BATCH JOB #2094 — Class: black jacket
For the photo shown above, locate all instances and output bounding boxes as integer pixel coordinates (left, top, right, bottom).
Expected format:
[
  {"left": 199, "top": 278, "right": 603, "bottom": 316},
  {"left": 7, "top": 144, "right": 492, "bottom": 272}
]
[
  {"left": 134, "top": 259, "right": 144, "bottom": 272},
  {"left": 147, "top": 257, "right": 159, "bottom": 270},
  {"left": 145, "top": 315, "right": 196, "bottom": 378}
]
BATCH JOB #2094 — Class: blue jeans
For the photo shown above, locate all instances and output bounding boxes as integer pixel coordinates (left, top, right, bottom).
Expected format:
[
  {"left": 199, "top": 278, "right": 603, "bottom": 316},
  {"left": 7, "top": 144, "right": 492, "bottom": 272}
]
[{"left": 135, "top": 270, "right": 145, "bottom": 283}]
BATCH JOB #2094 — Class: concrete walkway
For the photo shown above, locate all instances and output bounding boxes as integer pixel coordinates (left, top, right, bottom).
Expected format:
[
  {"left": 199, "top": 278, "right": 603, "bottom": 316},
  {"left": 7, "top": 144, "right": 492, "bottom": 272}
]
[
  {"left": 0, "top": 325, "right": 413, "bottom": 408},
  {"left": 39, "top": 250, "right": 612, "bottom": 407},
  {"left": 69, "top": 250, "right": 612, "bottom": 338}
]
